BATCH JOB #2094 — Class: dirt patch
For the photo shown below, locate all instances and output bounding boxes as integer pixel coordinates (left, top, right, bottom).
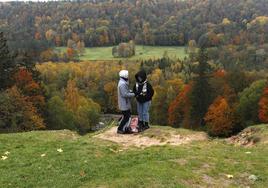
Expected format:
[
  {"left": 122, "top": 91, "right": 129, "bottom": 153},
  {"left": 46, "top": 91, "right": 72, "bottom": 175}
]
[
  {"left": 94, "top": 126, "right": 207, "bottom": 148},
  {"left": 202, "top": 174, "right": 232, "bottom": 188},
  {"left": 227, "top": 126, "right": 263, "bottom": 147}
]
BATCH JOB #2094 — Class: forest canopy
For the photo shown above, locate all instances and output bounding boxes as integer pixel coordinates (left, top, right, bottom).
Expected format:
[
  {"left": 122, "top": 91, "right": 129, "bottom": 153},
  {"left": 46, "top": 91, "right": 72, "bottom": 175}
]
[
  {"left": 0, "top": 0, "right": 267, "bottom": 49},
  {"left": 0, "top": 0, "right": 268, "bottom": 137}
]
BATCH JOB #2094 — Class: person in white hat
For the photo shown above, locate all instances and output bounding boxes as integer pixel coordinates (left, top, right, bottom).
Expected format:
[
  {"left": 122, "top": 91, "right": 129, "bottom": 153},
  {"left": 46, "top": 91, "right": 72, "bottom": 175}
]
[{"left": 117, "top": 70, "right": 136, "bottom": 134}]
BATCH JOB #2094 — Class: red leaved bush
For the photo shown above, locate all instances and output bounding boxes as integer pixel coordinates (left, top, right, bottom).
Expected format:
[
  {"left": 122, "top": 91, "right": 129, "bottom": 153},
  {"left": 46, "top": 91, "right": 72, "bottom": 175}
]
[
  {"left": 204, "top": 96, "right": 235, "bottom": 137},
  {"left": 14, "top": 68, "right": 45, "bottom": 110},
  {"left": 258, "top": 87, "right": 268, "bottom": 123},
  {"left": 6, "top": 86, "right": 45, "bottom": 130},
  {"left": 168, "top": 84, "right": 192, "bottom": 128},
  {"left": 213, "top": 69, "right": 226, "bottom": 78},
  {"left": 67, "top": 47, "right": 74, "bottom": 59}
]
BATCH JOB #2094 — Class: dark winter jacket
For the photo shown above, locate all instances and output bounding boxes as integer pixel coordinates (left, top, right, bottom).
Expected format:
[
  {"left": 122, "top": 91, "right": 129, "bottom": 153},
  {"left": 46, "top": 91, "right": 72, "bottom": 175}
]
[{"left": 133, "top": 70, "right": 154, "bottom": 103}]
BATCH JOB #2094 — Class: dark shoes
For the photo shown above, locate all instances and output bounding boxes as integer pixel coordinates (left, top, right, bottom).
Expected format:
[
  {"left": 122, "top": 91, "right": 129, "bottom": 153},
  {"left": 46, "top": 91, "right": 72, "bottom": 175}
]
[
  {"left": 138, "top": 121, "right": 150, "bottom": 132},
  {"left": 117, "top": 129, "right": 125, "bottom": 134},
  {"left": 117, "top": 127, "right": 133, "bottom": 134},
  {"left": 118, "top": 121, "right": 150, "bottom": 134},
  {"left": 143, "top": 122, "right": 150, "bottom": 130},
  {"left": 137, "top": 120, "right": 143, "bottom": 132}
]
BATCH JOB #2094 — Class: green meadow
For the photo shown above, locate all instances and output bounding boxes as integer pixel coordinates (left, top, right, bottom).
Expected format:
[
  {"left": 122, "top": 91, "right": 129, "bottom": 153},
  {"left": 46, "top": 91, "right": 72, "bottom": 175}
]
[{"left": 56, "top": 45, "right": 187, "bottom": 61}]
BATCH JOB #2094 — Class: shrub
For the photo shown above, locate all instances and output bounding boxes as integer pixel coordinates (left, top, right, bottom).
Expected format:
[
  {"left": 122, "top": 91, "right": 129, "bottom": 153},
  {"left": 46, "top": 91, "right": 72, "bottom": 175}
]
[
  {"left": 112, "top": 41, "right": 135, "bottom": 58},
  {"left": 14, "top": 68, "right": 45, "bottom": 112},
  {"left": 0, "top": 87, "right": 45, "bottom": 132},
  {"left": 47, "top": 96, "right": 76, "bottom": 130},
  {"left": 168, "top": 84, "right": 192, "bottom": 128},
  {"left": 237, "top": 80, "right": 266, "bottom": 126},
  {"left": 258, "top": 87, "right": 268, "bottom": 123},
  {"left": 205, "top": 96, "right": 236, "bottom": 137},
  {"left": 76, "top": 98, "right": 101, "bottom": 134},
  {"left": 150, "top": 86, "right": 168, "bottom": 125},
  {"left": 47, "top": 92, "right": 100, "bottom": 134},
  {"left": 64, "top": 80, "right": 101, "bottom": 134}
]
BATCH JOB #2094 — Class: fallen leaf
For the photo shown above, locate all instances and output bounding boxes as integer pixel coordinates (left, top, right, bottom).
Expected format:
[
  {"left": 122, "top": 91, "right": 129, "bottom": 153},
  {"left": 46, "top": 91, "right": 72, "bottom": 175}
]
[
  {"left": 226, "top": 174, "right": 234, "bottom": 179},
  {"left": 245, "top": 151, "right": 251, "bottom": 154},
  {"left": 4, "top": 151, "right": 10, "bottom": 155},
  {"left": 109, "top": 148, "right": 117, "bottom": 153},
  {"left": 1, "top": 156, "right": 8, "bottom": 160},
  {"left": 80, "top": 170, "right": 86, "bottom": 177},
  {"left": 41, "top": 154, "right": 46, "bottom": 157},
  {"left": 57, "top": 148, "right": 63, "bottom": 153}
]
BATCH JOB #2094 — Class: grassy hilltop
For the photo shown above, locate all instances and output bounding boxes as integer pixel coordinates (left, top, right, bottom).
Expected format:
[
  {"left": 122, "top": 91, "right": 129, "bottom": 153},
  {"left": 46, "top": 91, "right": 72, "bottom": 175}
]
[{"left": 0, "top": 124, "right": 267, "bottom": 187}]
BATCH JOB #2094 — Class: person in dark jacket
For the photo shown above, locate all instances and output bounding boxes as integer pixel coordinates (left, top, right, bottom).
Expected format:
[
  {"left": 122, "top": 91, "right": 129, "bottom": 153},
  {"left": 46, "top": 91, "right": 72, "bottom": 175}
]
[{"left": 133, "top": 70, "right": 154, "bottom": 131}]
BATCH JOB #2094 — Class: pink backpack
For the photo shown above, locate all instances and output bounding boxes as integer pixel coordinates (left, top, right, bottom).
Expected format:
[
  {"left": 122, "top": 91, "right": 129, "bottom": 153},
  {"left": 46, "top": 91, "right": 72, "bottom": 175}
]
[
  {"left": 118, "top": 116, "right": 139, "bottom": 133},
  {"left": 130, "top": 117, "right": 139, "bottom": 133}
]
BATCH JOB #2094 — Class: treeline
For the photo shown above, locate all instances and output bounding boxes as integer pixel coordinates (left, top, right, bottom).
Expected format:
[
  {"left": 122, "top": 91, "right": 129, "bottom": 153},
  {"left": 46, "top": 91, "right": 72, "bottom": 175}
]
[
  {"left": 0, "top": 0, "right": 267, "bottom": 59},
  {"left": 143, "top": 47, "right": 268, "bottom": 137},
  {"left": 1, "top": 29, "right": 268, "bottom": 136},
  {"left": 0, "top": 33, "right": 100, "bottom": 134},
  {"left": 36, "top": 48, "right": 268, "bottom": 137}
]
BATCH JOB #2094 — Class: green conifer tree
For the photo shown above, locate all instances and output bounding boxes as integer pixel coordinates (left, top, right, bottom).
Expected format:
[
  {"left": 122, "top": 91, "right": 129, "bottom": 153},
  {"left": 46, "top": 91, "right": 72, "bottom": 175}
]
[
  {"left": 189, "top": 47, "right": 212, "bottom": 128},
  {"left": 0, "top": 32, "right": 16, "bottom": 90}
]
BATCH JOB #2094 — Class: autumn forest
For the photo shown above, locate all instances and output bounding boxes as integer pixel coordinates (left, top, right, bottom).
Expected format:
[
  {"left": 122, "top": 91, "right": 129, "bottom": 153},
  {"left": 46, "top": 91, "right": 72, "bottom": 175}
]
[{"left": 0, "top": 0, "right": 268, "bottom": 137}]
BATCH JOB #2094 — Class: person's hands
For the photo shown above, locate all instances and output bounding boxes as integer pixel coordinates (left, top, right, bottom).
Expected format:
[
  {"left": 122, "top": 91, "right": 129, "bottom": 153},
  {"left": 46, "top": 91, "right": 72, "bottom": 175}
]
[{"left": 134, "top": 90, "right": 140, "bottom": 97}]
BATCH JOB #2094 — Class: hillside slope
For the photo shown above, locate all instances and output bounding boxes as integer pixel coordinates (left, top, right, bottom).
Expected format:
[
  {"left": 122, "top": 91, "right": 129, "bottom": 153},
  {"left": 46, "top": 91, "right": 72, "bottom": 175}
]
[{"left": 0, "top": 125, "right": 267, "bottom": 187}]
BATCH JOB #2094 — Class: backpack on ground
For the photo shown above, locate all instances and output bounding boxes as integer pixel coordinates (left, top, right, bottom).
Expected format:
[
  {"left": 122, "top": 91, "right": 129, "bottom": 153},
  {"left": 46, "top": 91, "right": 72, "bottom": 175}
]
[
  {"left": 130, "top": 117, "right": 139, "bottom": 133},
  {"left": 118, "top": 116, "right": 139, "bottom": 133}
]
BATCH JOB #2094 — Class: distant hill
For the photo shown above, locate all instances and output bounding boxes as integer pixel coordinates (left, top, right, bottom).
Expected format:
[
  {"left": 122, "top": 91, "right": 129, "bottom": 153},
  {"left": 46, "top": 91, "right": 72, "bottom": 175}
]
[{"left": 0, "top": 0, "right": 267, "bottom": 48}]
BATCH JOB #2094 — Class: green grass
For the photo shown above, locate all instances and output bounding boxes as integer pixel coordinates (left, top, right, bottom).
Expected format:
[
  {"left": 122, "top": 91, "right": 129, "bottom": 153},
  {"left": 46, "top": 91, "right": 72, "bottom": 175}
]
[
  {"left": 56, "top": 45, "right": 187, "bottom": 61},
  {"left": 0, "top": 125, "right": 268, "bottom": 187}
]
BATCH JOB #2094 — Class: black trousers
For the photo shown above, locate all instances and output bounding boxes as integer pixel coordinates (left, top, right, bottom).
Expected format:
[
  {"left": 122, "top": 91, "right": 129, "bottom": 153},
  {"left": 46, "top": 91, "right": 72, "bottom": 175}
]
[{"left": 118, "top": 110, "right": 131, "bottom": 131}]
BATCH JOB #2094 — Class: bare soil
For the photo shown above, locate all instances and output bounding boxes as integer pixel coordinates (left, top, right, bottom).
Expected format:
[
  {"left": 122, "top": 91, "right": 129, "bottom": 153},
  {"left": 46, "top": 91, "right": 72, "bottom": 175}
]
[{"left": 94, "top": 126, "right": 208, "bottom": 148}]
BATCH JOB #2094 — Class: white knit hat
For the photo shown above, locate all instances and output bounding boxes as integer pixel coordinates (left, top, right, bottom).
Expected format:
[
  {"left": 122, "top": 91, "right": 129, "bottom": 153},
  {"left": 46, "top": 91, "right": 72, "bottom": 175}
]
[{"left": 119, "top": 70, "right": 129, "bottom": 79}]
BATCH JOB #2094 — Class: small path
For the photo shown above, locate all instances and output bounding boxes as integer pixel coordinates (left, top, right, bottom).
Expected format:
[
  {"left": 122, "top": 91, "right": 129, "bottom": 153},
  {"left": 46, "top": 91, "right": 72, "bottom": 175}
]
[{"left": 94, "top": 126, "right": 207, "bottom": 148}]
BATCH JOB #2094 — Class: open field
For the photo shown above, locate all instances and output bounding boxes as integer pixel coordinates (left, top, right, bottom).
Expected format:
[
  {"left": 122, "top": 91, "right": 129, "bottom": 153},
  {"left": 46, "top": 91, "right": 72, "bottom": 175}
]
[
  {"left": 56, "top": 45, "right": 187, "bottom": 61},
  {"left": 0, "top": 124, "right": 267, "bottom": 187}
]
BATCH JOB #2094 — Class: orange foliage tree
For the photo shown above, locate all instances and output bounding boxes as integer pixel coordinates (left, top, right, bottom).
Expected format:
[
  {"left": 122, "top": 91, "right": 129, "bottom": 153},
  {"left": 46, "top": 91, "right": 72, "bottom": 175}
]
[
  {"left": 67, "top": 47, "right": 74, "bottom": 59},
  {"left": 64, "top": 79, "right": 101, "bottom": 133},
  {"left": 168, "top": 84, "right": 192, "bottom": 128},
  {"left": 204, "top": 96, "right": 235, "bottom": 137},
  {"left": 40, "top": 49, "right": 55, "bottom": 61},
  {"left": 104, "top": 81, "right": 118, "bottom": 113},
  {"left": 7, "top": 86, "right": 45, "bottom": 130},
  {"left": 65, "top": 80, "right": 80, "bottom": 112},
  {"left": 14, "top": 68, "right": 45, "bottom": 111},
  {"left": 258, "top": 87, "right": 268, "bottom": 123}
]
